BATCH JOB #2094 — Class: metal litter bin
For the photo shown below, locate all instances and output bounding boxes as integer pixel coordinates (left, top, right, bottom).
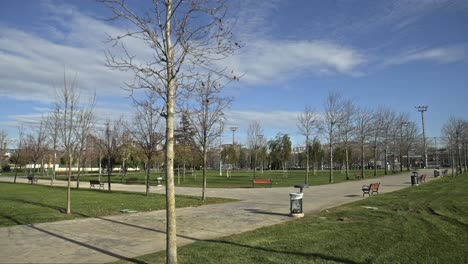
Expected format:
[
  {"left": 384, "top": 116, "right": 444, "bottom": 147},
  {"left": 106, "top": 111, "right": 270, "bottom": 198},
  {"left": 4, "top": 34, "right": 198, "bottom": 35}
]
[{"left": 289, "top": 192, "right": 304, "bottom": 217}]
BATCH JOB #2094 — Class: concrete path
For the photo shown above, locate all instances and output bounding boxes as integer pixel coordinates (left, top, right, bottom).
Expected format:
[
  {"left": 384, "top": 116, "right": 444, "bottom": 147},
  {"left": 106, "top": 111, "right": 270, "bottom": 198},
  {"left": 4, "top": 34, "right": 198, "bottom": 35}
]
[{"left": 0, "top": 170, "right": 436, "bottom": 263}]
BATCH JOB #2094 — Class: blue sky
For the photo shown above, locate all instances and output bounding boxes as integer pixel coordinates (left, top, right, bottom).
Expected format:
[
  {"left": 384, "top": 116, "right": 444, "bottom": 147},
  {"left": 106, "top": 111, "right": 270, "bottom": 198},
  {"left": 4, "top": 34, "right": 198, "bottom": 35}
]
[{"left": 0, "top": 0, "right": 467, "bottom": 147}]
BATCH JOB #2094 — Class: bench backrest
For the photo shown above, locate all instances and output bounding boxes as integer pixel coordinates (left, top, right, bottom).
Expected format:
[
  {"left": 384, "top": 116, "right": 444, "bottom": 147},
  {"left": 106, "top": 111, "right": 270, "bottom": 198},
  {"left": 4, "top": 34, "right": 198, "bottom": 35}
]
[
  {"left": 90, "top": 180, "right": 100, "bottom": 184},
  {"left": 370, "top": 182, "right": 380, "bottom": 191},
  {"left": 253, "top": 178, "right": 271, "bottom": 184}
]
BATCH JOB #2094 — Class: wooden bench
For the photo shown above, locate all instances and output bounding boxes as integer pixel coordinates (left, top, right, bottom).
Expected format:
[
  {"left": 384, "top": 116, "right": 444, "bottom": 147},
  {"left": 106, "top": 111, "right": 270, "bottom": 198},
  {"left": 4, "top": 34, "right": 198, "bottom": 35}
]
[
  {"left": 89, "top": 180, "right": 104, "bottom": 189},
  {"left": 362, "top": 182, "right": 380, "bottom": 197},
  {"left": 126, "top": 177, "right": 139, "bottom": 184},
  {"left": 27, "top": 175, "right": 38, "bottom": 184},
  {"left": 354, "top": 173, "right": 362, "bottom": 180},
  {"left": 252, "top": 178, "right": 272, "bottom": 188},
  {"left": 418, "top": 174, "right": 426, "bottom": 183}
]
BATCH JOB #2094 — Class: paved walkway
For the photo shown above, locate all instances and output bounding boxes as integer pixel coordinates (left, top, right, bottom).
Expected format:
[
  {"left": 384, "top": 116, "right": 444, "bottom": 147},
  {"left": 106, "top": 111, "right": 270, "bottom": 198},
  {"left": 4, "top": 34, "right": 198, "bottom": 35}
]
[{"left": 0, "top": 170, "right": 436, "bottom": 263}]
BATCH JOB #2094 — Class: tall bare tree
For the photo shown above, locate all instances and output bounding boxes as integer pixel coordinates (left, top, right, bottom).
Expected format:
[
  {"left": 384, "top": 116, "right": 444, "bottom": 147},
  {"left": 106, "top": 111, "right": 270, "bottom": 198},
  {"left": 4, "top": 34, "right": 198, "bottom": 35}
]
[
  {"left": 339, "top": 100, "right": 355, "bottom": 180},
  {"left": 322, "top": 91, "right": 346, "bottom": 183},
  {"left": 395, "top": 113, "right": 410, "bottom": 172},
  {"left": 354, "top": 107, "right": 374, "bottom": 178},
  {"left": 404, "top": 121, "right": 419, "bottom": 171},
  {"left": 56, "top": 74, "right": 94, "bottom": 214},
  {"left": 181, "top": 75, "right": 231, "bottom": 201},
  {"left": 371, "top": 108, "right": 385, "bottom": 176},
  {"left": 443, "top": 117, "right": 466, "bottom": 175},
  {"left": 24, "top": 118, "right": 48, "bottom": 177},
  {"left": 132, "top": 93, "right": 164, "bottom": 196},
  {"left": 45, "top": 107, "right": 61, "bottom": 185},
  {"left": 12, "top": 126, "right": 25, "bottom": 183},
  {"left": 75, "top": 106, "right": 95, "bottom": 189},
  {"left": 99, "top": 1, "right": 239, "bottom": 261},
  {"left": 247, "top": 121, "right": 263, "bottom": 179},
  {"left": 379, "top": 108, "right": 396, "bottom": 175},
  {"left": 297, "top": 106, "right": 318, "bottom": 184}
]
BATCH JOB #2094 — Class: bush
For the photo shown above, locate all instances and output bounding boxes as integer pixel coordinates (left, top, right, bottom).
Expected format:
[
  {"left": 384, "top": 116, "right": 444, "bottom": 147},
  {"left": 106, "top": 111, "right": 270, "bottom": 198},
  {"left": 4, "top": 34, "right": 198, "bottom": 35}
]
[{"left": 2, "top": 164, "right": 11, "bottom": 172}]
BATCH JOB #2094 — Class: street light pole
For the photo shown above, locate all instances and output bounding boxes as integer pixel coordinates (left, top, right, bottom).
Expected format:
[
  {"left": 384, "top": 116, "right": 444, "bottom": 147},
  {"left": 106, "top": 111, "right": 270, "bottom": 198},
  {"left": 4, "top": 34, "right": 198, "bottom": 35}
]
[
  {"left": 416, "top": 106, "right": 428, "bottom": 168},
  {"left": 229, "top": 126, "right": 238, "bottom": 145}
]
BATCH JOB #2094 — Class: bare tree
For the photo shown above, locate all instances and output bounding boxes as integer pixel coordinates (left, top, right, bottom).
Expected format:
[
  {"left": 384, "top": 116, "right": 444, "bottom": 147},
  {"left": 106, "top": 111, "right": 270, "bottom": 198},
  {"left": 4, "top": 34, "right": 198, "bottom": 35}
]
[
  {"left": 99, "top": 1, "right": 239, "bottom": 261},
  {"left": 24, "top": 118, "right": 48, "bottom": 178},
  {"left": 338, "top": 100, "right": 356, "bottom": 180},
  {"left": 12, "top": 126, "right": 25, "bottom": 183},
  {"left": 322, "top": 91, "right": 346, "bottom": 183},
  {"left": 354, "top": 107, "right": 374, "bottom": 178},
  {"left": 395, "top": 113, "right": 410, "bottom": 172},
  {"left": 297, "top": 106, "right": 319, "bottom": 184},
  {"left": 45, "top": 107, "right": 61, "bottom": 185},
  {"left": 370, "top": 108, "right": 385, "bottom": 177},
  {"left": 247, "top": 121, "right": 263, "bottom": 179},
  {"left": 56, "top": 74, "right": 94, "bottom": 214},
  {"left": 132, "top": 93, "right": 164, "bottom": 196},
  {"left": 75, "top": 106, "right": 96, "bottom": 189},
  {"left": 181, "top": 75, "right": 231, "bottom": 201},
  {"left": 379, "top": 108, "right": 396, "bottom": 175},
  {"left": 403, "top": 121, "right": 419, "bottom": 171},
  {"left": 443, "top": 117, "right": 466, "bottom": 175}
]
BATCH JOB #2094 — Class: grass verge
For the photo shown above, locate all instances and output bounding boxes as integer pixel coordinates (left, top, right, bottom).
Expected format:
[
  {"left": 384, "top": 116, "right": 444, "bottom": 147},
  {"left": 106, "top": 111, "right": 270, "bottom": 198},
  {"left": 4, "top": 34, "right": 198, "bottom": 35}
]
[
  {"left": 116, "top": 174, "right": 468, "bottom": 264},
  {"left": 15, "top": 168, "right": 401, "bottom": 188},
  {"left": 0, "top": 182, "right": 234, "bottom": 227}
]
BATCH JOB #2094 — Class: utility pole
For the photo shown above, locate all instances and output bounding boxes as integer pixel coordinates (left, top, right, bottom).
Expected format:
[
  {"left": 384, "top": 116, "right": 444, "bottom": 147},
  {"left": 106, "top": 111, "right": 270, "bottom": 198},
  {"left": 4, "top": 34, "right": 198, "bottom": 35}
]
[{"left": 416, "top": 106, "right": 428, "bottom": 168}]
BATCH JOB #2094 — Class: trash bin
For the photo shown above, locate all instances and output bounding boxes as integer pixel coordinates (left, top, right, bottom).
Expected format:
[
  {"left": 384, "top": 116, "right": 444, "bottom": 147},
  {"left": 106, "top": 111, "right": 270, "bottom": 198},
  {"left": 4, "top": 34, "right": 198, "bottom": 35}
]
[
  {"left": 289, "top": 192, "right": 304, "bottom": 217},
  {"left": 410, "top": 175, "right": 419, "bottom": 186},
  {"left": 156, "top": 177, "right": 163, "bottom": 186},
  {"left": 433, "top": 169, "right": 440, "bottom": 177}
]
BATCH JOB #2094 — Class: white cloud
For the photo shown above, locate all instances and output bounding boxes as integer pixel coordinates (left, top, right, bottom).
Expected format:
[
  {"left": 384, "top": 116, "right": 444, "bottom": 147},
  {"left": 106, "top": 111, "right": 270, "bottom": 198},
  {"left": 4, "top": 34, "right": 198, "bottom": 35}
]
[
  {"left": 386, "top": 45, "right": 467, "bottom": 65},
  {"left": 225, "top": 40, "right": 366, "bottom": 84}
]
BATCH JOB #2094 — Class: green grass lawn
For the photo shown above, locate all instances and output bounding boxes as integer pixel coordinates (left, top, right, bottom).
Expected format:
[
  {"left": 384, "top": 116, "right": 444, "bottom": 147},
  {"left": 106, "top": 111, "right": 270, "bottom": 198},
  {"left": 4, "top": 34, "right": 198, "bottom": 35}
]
[
  {"left": 117, "top": 174, "right": 468, "bottom": 264},
  {"left": 0, "top": 182, "right": 234, "bottom": 227},
  {"left": 23, "top": 168, "right": 399, "bottom": 188}
]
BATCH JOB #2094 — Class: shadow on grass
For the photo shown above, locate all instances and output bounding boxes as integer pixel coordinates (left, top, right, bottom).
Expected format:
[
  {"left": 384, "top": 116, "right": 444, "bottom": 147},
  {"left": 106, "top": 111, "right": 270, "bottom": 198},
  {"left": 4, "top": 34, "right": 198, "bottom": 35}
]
[
  {"left": 244, "top": 209, "right": 290, "bottom": 217},
  {"left": 201, "top": 238, "right": 362, "bottom": 264},
  {"left": 0, "top": 197, "right": 65, "bottom": 212},
  {"left": 97, "top": 216, "right": 361, "bottom": 264},
  {"left": 343, "top": 195, "right": 360, "bottom": 197}
]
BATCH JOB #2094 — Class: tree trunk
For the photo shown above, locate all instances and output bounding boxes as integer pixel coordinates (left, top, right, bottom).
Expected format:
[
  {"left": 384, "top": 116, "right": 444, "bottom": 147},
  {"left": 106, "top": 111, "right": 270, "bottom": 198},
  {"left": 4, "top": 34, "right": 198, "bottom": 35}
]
[
  {"left": 329, "top": 140, "right": 333, "bottom": 183},
  {"left": 165, "top": 1, "right": 177, "bottom": 259},
  {"left": 107, "top": 151, "right": 112, "bottom": 192},
  {"left": 66, "top": 154, "right": 72, "bottom": 215},
  {"left": 373, "top": 143, "right": 377, "bottom": 177},
  {"left": 384, "top": 145, "right": 388, "bottom": 175},
  {"left": 305, "top": 136, "right": 309, "bottom": 184},
  {"left": 202, "top": 149, "right": 207, "bottom": 201},
  {"left": 146, "top": 158, "right": 150, "bottom": 196},
  {"left": 407, "top": 148, "right": 410, "bottom": 172},
  {"left": 345, "top": 145, "right": 349, "bottom": 180},
  {"left": 52, "top": 151, "right": 56, "bottom": 186},
  {"left": 76, "top": 157, "right": 81, "bottom": 189},
  {"left": 361, "top": 140, "right": 365, "bottom": 179}
]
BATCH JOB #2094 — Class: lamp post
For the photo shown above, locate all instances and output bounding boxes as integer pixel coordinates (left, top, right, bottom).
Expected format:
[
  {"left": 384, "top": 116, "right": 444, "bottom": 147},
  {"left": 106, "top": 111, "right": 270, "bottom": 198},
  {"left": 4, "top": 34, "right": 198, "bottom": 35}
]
[
  {"left": 229, "top": 126, "right": 238, "bottom": 145},
  {"left": 416, "top": 106, "right": 428, "bottom": 168}
]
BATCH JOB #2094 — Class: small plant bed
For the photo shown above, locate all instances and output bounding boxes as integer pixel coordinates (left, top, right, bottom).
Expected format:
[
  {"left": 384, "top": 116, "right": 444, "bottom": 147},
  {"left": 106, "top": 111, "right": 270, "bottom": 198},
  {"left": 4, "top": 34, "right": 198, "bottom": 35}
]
[
  {"left": 116, "top": 174, "right": 468, "bottom": 264},
  {"left": 0, "top": 182, "right": 235, "bottom": 227}
]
